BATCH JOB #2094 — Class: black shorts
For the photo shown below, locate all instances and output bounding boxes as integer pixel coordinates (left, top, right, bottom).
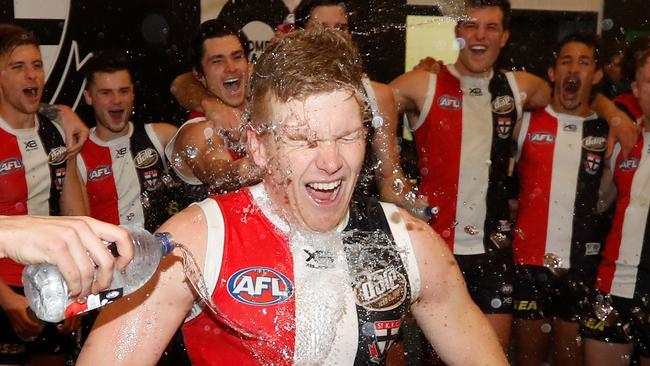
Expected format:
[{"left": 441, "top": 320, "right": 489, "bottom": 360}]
[
  {"left": 455, "top": 249, "right": 514, "bottom": 314},
  {"left": 0, "top": 286, "right": 75, "bottom": 365},
  {"left": 580, "top": 291, "right": 650, "bottom": 357},
  {"left": 513, "top": 265, "right": 590, "bottom": 322}
]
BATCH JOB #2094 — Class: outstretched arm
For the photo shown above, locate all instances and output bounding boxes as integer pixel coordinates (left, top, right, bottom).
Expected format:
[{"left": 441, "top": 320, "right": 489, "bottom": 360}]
[
  {"left": 513, "top": 71, "right": 551, "bottom": 110},
  {"left": 592, "top": 93, "right": 640, "bottom": 158},
  {"left": 404, "top": 210, "right": 507, "bottom": 365},
  {"left": 77, "top": 206, "right": 204, "bottom": 366}
]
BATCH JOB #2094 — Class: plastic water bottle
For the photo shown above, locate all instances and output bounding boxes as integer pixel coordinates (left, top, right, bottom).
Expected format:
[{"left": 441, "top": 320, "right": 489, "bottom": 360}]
[
  {"left": 22, "top": 226, "right": 175, "bottom": 323},
  {"left": 410, "top": 205, "right": 439, "bottom": 221}
]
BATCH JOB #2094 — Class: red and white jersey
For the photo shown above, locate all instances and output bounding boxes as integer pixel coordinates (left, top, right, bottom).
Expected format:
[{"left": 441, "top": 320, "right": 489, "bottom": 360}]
[
  {"left": 181, "top": 184, "right": 420, "bottom": 365},
  {"left": 0, "top": 114, "right": 68, "bottom": 286},
  {"left": 513, "top": 106, "right": 608, "bottom": 269},
  {"left": 597, "top": 129, "right": 650, "bottom": 299},
  {"left": 413, "top": 64, "right": 523, "bottom": 255},
  {"left": 78, "top": 122, "right": 168, "bottom": 229}
]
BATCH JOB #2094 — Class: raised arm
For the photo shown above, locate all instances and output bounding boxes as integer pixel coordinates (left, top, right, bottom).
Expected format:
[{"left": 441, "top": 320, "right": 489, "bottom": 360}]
[
  {"left": 77, "top": 206, "right": 204, "bottom": 366},
  {"left": 389, "top": 69, "right": 431, "bottom": 116},
  {"left": 404, "top": 210, "right": 508, "bottom": 365}
]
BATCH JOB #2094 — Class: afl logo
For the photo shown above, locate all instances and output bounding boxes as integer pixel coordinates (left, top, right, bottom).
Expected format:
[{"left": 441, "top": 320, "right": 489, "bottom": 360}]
[
  {"left": 529, "top": 131, "right": 555, "bottom": 144},
  {"left": 48, "top": 146, "right": 67, "bottom": 165},
  {"left": 88, "top": 165, "right": 112, "bottom": 181},
  {"left": 492, "top": 95, "right": 515, "bottom": 114},
  {"left": 437, "top": 95, "right": 461, "bottom": 110},
  {"left": 227, "top": 267, "right": 293, "bottom": 306},
  {"left": 134, "top": 148, "right": 159, "bottom": 169},
  {"left": 0, "top": 158, "right": 24, "bottom": 175},
  {"left": 619, "top": 158, "right": 639, "bottom": 171}
]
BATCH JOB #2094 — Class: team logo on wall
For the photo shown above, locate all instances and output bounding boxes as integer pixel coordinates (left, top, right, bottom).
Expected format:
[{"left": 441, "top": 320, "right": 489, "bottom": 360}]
[
  {"left": 215, "top": 0, "right": 290, "bottom": 64},
  {"left": 0, "top": 0, "right": 92, "bottom": 107},
  {"left": 584, "top": 152, "right": 602, "bottom": 175}
]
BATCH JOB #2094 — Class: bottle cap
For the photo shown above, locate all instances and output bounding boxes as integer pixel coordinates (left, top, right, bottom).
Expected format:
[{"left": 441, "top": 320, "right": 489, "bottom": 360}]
[{"left": 156, "top": 232, "right": 174, "bottom": 255}]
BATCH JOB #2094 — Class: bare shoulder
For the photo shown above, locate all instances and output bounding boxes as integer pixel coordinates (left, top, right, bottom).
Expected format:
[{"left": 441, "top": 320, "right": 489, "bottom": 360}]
[
  {"left": 150, "top": 122, "right": 178, "bottom": 147},
  {"left": 158, "top": 203, "right": 208, "bottom": 258}
]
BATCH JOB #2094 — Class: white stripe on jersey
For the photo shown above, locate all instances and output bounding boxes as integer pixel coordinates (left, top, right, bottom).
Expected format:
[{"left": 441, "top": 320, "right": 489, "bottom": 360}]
[
  {"left": 412, "top": 73, "right": 437, "bottom": 131},
  {"left": 450, "top": 65, "right": 493, "bottom": 255},
  {"left": 545, "top": 107, "right": 594, "bottom": 267},
  {"left": 611, "top": 131, "right": 650, "bottom": 298}
]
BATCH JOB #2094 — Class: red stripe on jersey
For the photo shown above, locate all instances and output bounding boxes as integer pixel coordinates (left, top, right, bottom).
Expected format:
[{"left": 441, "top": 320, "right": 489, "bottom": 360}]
[
  {"left": 80, "top": 141, "right": 120, "bottom": 225},
  {"left": 182, "top": 190, "right": 295, "bottom": 365},
  {"left": 0, "top": 129, "right": 28, "bottom": 286},
  {"left": 513, "top": 109, "right": 558, "bottom": 265},
  {"left": 614, "top": 92, "right": 642, "bottom": 120},
  {"left": 415, "top": 66, "right": 462, "bottom": 250},
  {"left": 596, "top": 135, "right": 644, "bottom": 293}
]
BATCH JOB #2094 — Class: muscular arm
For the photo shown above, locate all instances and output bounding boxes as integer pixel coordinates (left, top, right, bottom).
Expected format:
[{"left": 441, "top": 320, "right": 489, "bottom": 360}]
[
  {"left": 172, "top": 121, "right": 261, "bottom": 192},
  {"left": 389, "top": 69, "right": 431, "bottom": 117},
  {"left": 404, "top": 210, "right": 507, "bottom": 365},
  {"left": 513, "top": 71, "right": 551, "bottom": 110},
  {"left": 371, "top": 82, "right": 427, "bottom": 217},
  {"left": 150, "top": 122, "right": 178, "bottom": 151},
  {"left": 77, "top": 206, "right": 203, "bottom": 366}
]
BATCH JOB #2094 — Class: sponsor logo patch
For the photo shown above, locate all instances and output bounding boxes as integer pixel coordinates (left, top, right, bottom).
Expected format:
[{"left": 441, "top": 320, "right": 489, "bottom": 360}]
[
  {"left": 584, "top": 152, "right": 602, "bottom": 175},
  {"left": 55, "top": 167, "right": 66, "bottom": 191},
  {"left": 88, "top": 165, "right": 112, "bottom": 181},
  {"left": 437, "top": 95, "right": 461, "bottom": 110},
  {"left": 48, "top": 146, "right": 67, "bottom": 165},
  {"left": 353, "top": 266, "right": 407, "bottom": 311},
  {"left": 492, "top": 95, "right": 515, "bottom": 114},
  {"left": 585, "top": 242, "right": 601, "bottom": 256},
  {"left": 529, "top": 131, "right": 555, "bottom": 144},
  {"left": 143, "top": 169, "right": 160, "bottom": 191},
  {"left": 0, "top": 158, "right": 24, "bottom": 176},
  {"left": 583, "top": 136, "right": 607, "bottom": 152},
  {"left": 134, "top": 148, "right": 159, "bottom": 169},
  {"left": 469, "top": 87, "right": 482, "bottom": 96},
  {"left": 227, "top": 267, "right": 294, "bottom": 306},
  {"left": 23, "top": 139, "right": 38, "bottom": 151},
  {"left": 563, "top": 124, "right": 577, "bottom": 132}
]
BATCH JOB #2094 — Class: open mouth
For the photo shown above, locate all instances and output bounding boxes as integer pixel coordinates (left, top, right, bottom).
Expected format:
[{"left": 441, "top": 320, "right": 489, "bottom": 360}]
[
  {"left": 469, "top": 45, "right": 488, "bottom": 56},
  {"left": 23, "top": 87, "right": 39, "bottom": 98},
  {"left": 306, "top": 179, "right": 342, "bottom": 205},
  {"left": 223, "top": 77, "right": 242, "bottom": 93},
  {"left": 108, "top": 109, "right": 124, "bottom": 121},
  {"left": 562, "top": 77, "right": 581, "bottom": 97}
]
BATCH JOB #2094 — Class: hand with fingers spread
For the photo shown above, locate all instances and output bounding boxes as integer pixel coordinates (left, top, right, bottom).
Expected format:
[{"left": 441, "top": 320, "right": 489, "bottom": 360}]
[{"left": 0, "top": 215, "right": 133, "bottom": 300}]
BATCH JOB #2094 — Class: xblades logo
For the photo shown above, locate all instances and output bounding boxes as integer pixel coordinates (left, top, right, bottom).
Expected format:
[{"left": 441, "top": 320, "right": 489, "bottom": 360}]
[{"left": 23, "top": 140, "right": 38, "bottom": 151}]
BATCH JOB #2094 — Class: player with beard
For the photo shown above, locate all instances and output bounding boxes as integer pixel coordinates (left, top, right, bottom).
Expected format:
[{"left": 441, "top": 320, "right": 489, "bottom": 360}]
[
  {"left": 579, "top": 48, "right": 650, "bottom": 366},
  {"left": 171, "top": 1, "right": 430, "bottom": 219},
  {"left": 0, "top": 24, "right": 88, "bottom": 366},
  {"left": 76, "top": 28, "right": 507, "bottom": 366},
  {"left": 511, "top": 33, "right": 608, "bottom": 366},
  {"left": 78, "top": 51, "right": 178, "bottom": 232},
  {"left": 165, "top": 19, "right": 261, "bottom": 195}
]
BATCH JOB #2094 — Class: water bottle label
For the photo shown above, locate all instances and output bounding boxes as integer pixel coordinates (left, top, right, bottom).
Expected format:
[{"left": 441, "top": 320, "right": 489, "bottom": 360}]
[{"left": 64, "top": 288, "right": 124, "bottom": 318}]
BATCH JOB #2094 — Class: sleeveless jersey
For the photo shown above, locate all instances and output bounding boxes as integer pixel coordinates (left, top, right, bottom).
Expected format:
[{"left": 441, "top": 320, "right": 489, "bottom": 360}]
[
  {"left": 0, "top": 114, "right": 68, "bottom": 286},
  {"left": 413, "top": 64, "right": 522, "bottom": 255},
  {"left": 78, "top": 122, "right": 172, "bottom": 232},
  {"left": 513, "top": 106, "right": 608, "bottom": 276},
  {"left": 596, "top": 129, "right": 650, "bottom": 299},
  {"left": 181, "top": 185, "right": 420, "bottom": 365}
]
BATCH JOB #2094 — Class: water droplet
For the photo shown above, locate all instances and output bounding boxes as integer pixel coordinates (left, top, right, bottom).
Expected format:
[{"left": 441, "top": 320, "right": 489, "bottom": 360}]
[
  {"left": 456, "top": 37, "right": 466, "bottom": 49},
  {"left": 371, "top": 116, "right": 383, "bottom": 128},
  {"left": 392, "top": 179, "right": 404, "bottom": 195},
  {"left": 540, "top": 323, "right": 552, "bottom": 333},
  {"left": 602, "top": 18, "right": 614, "bottom": 31},
  {"left": 490, "top": 298, "right": 502, "bottom": 309},
  {"left": 185, "top": 145, "right": 198, "bottom": 159},
  {"left": 464, "top": 225, "right": 479, "bottom": 235}
]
